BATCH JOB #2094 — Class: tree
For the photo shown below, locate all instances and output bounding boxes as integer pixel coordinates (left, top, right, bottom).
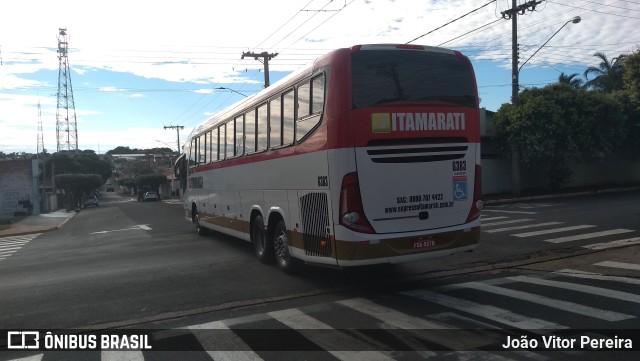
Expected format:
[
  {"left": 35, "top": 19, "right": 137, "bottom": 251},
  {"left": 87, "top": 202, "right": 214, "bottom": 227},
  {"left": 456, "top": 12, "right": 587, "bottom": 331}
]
[
  {"left": 558, "top": 72, "right": 583, "bottom": 89},
  {"left": 617, "top": 49, "right": 640, "bottom": 158},
  {"left": 55, "top": 174, "right": 103, "bottom": 210},
  {"left": 583, "top": 52, "right": 626, "bottom": 92},
  {"left": 44, "top": 152, "right": 112, "bottom": 182},
  {"left": 493, "top": 84, "right": 626, "bottom": 188},
  {"left": 622, "top": 49, "right": 640, "bottom": 102}
]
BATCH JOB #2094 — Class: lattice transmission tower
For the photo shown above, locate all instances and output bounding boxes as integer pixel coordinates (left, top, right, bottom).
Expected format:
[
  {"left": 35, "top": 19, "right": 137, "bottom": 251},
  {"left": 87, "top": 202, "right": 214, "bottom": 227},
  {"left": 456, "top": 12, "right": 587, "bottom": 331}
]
[
  {"left": 36, "top": 100, "right": 45, "bottom": 157},
  {"left": 56, "top": 28, "right": 78, "bottom": 152}
]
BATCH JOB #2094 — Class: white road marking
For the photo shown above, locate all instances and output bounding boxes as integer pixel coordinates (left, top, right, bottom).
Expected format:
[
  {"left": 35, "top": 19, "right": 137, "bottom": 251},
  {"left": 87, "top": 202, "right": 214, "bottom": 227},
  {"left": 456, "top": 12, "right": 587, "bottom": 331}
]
[
  {"left": 513, "top": 225, "right": 595, "bottom": 237},
  {"left": 481, "top": 209, "right": 538, "bottom": 214},
  {"left": 401, "top": 289, "right": 566, "bottom": 330},
  {"left": 554, "top": 269, "right": 640, "bottom": 286},
  {"left": 594, "top": 261, "right": 640, "bottom": 272},
  {"left": 544, "top": 229, "right": 634, "bottom": 243},
  {"left": 480, "top": 216, "right": 509, "bottom": 222},
  {"left": 189, "top": 321, "right": 263, "bottom": 361},
  {"left": 583, "top": 237, "right": 640, "bottom": 250},
  {"left": 506, "top": 275, "right": 640, "bottom": 303},
  {"left": 90, "top": 224, "right": 152, "bottom": 234},
  {"left": 485, "top": 222, "right": 563, "bottom": 233},
  {"left": 482, "top": 219, "right": 533, "bottom": 227},
  {"left": 268, "top": 308, "right": 395, "bottom": 361},
  {"left": 101, "top": 351, "right": 144, "bottom": 361},
  {"left": 337, "top": 297, "right": 449, "bottom": 329},
  {"left": 437, "top": 281, "right": 634, "bottom": 322}
]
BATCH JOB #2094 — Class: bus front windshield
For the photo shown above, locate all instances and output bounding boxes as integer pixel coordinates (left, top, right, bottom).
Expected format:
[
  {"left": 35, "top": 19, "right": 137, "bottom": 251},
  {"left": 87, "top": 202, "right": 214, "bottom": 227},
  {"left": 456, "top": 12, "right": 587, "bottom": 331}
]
[{"left": 351, "top": 49, "right": 477, "bottom": 109}]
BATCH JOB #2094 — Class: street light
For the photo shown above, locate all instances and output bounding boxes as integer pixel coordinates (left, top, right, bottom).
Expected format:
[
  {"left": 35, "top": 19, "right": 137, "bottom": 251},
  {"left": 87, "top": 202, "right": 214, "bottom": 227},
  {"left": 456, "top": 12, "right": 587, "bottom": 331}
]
[
  {"left": 510, "top": 16, "right": 581, "bottom": 196},
  {"left": 518, "top": 16, "right": 581, "bottom": 74}
]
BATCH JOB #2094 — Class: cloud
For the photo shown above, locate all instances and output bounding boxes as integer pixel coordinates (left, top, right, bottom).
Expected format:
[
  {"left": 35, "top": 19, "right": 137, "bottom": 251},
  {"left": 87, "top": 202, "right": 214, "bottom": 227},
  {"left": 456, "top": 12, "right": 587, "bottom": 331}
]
[{"left": 1, "top": 0, "right": 639, "bottom": 154}]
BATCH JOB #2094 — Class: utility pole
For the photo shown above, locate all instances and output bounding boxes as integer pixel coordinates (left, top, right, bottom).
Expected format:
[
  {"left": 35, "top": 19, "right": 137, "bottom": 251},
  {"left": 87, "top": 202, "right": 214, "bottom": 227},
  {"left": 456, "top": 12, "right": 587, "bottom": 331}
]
[
  {"left": 164, "top": 125, "right": 184, "bottom": 153},
  {"left": 501, "top": 0, "right": 541, "bottom": 196},
  {"left": 241, "top": 51, "right": 278, "bottom": 88}
]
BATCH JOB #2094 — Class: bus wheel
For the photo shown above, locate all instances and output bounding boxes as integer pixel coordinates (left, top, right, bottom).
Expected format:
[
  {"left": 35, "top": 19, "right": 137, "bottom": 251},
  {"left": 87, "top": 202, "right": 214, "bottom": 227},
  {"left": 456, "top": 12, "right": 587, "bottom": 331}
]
[
  {"left": 194, "top": 210, "right": 208, "bottom": 236},
  {"left": 251, "top": 214, "right": 272, "bottom": 263},
  {"left": 273, "top": 220, "right": 300, "bottom": 274}
]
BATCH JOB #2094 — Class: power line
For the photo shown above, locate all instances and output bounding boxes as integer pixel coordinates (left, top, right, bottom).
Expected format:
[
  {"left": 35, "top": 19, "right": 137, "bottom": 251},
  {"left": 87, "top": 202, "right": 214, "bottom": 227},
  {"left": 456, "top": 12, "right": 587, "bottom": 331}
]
[
  {"left": 547, "top": 0, "right": 640, "bottom": 19},
  {"left": 253, "top": 0, "right": 315, "bottom": 50},
  {"left": 438, "top": 19, "right": 503, "bottom": 46},
  {"left": 406, "top": 0, "right": 498, "bottom": 44}
]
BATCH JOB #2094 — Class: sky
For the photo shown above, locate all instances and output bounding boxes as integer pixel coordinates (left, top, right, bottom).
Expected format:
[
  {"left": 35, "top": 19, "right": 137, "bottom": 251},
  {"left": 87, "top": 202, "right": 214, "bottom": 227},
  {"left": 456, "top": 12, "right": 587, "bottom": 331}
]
[{"left": 1, "top": 0, "right": 638, "bottom": 154}]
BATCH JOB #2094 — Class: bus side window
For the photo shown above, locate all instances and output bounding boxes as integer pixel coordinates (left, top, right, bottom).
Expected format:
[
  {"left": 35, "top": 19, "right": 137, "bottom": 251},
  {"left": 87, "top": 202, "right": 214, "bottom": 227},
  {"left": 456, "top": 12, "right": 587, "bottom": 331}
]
[
  {"left": 312, "top": 74, "right": 325, "bottom": 114},
  {"left": 211, "top": 127, "right": 219, "bottom": 161},
  {"left": 199, "top": 134, "right": 206, "bottom": 165},
  {"left": 235, "top": 114, "right": 244, "bottom": 156},
  {"left": 245, "top": 110, "right": 255, "bottom": 154},
  {"left": 220, "top": 123, "right": 226, "bottom": 160},
  {"left": 296, "top": 74, "right": 324, "bottom": 142},
  {"left": 193, "top": 137, "right": 200, "bottom": 166},
  {"left": 185, "top": 141, "right": 194, "bottom": 168},
  {"left": 283, "top": 90, "right": 295, "bottom": 146},
  {"left": 205, "top": 131, "right": 211, "bottom": 164},
  {"left": 257, "top": 104, "right": 268, "bottom": 152},
  {"left": 270, "top": 97, "right": 282, "bottom": 148},
  {"left": 225, "top": 121, "right": 234, "bottom": 159}
]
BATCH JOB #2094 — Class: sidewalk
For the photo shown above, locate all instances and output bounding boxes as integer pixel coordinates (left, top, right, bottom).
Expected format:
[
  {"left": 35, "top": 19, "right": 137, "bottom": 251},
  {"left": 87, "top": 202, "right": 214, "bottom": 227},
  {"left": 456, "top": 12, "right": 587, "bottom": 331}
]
[{"left": 0, "top": 209, "right": 77, "bottom": 238}]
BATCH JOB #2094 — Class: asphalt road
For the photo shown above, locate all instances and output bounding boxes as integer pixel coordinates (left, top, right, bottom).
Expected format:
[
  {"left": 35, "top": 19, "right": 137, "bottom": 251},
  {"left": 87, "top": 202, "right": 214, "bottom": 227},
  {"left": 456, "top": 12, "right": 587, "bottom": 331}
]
[{"left": 0, "top": 190, "right": 638, "bottom": 359}]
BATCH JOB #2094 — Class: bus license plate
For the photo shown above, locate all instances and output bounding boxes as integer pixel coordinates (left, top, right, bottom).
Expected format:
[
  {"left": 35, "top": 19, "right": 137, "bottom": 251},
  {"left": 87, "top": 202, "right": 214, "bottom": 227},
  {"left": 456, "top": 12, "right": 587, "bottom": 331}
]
[{"left": 413, "top": 239, "right": 436, "bottom": 249}]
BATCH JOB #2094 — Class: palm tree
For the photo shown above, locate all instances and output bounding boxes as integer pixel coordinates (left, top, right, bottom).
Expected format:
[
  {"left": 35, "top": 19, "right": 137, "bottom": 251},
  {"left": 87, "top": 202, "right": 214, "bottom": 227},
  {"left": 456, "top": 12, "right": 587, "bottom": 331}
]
[
  {"left": 558, "top": 72, "right": 584, "bottom": 89},
  {"left": 583, "top": 52, "right": 626, "bottom": 92}
]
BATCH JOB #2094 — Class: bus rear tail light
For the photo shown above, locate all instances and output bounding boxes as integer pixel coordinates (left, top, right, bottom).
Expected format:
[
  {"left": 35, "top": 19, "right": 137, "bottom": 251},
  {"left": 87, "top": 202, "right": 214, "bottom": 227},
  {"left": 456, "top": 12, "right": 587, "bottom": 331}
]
[
  {"left": 340, "top": 172, "right": 375, "bottom": 234},
  {"left": 466, "top": 165, "right": 483, "bottom": 223}
]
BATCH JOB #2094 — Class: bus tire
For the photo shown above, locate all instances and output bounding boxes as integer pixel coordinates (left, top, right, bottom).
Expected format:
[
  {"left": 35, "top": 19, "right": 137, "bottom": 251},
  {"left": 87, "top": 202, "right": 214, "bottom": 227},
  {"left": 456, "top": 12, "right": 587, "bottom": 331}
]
[
  {"left": 194, "top": 208, "right": 208, "bottom": 236},
  {"left": 251, "top": 214, "right": 273, "bottom": 263},
  {"left": 273, "top": 219, "right": 300, "bottom": 274}
]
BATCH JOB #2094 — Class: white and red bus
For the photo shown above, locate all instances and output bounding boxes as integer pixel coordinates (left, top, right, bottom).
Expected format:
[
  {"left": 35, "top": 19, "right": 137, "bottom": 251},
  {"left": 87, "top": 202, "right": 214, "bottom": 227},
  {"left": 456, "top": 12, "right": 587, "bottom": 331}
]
[{"left": 175, "top": 44, "right": 482, "bottom": 273}]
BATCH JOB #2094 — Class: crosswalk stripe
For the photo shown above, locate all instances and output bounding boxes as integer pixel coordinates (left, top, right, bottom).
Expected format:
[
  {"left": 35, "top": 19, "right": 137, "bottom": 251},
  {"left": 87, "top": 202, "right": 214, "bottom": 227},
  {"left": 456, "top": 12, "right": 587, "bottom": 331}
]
[
  {"left": 0, "top": 245, "right": 23, "bottom": 251},
  {"left": 506, "top": 275, "right": 640, "bottom": 303},
  {"left": 594, "top": 261, "right": 640, "bottom": 271},
  {"left": 554, "top": 269, "right": 640, "bottom": 286},
  {"left": 0, "top": 241, "right": 30, "bottom": 247},
  {"left": 482, "top": 209, "right": 538, "bottom": 214},
  {"left": 400, "top": 289, "right": 567, "bottom": 330},
  {"left": 267, "top": 308, "right": 395, "bottom": 361},
  {"left": 436, "top": 282, "right": 634, "bottom": 322},
  {"left": 0, "top": 250, "right": 21, "bottom": 256},
  {"left": 0, "top": 235, "right": 39, "bottom": 242},
  {"left": 337, "top": 297, "right": 449, "bottom": 329},
  {"left": 583, "top": 237, "right": 640, "bottom": 250},
  {"left": 101, "top": 350, "right": 144, "bottom": 361},
  {"left": 485, "top": 222, "right": 563, "bottom": 233},
  {"left": 189, "top": 321, "right": 263, "bottom": 361},
  {"left": 7, "top": 355, "right": 43, "bottom": 361},
  {"left": 513, "top": 225, "right": 595, "bottom": 237},
  {"left": 482, "top": 219, "right": 533, "bottom": 227},
  {"left": 480, "top": 216, "right": 509, "bottom": 222},
  {"left": 543, "top": 229, "right": 634, "bottom": 243},
  {"left": 336, "top": 298, "right": 498, "bottom": 353}
]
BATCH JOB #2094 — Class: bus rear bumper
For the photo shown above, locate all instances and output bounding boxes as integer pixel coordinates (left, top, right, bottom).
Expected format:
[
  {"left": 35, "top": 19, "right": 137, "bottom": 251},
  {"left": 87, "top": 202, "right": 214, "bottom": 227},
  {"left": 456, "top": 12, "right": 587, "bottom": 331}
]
[{"left": 333, "top": 226, "right": 480, "bottom": 267}]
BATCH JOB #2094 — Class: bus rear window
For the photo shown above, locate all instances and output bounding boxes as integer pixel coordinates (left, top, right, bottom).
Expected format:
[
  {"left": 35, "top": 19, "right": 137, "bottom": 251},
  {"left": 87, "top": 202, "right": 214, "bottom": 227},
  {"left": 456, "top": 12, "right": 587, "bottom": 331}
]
[{"left": 351, "top": 50, "right": 476, "bottom": 109}]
